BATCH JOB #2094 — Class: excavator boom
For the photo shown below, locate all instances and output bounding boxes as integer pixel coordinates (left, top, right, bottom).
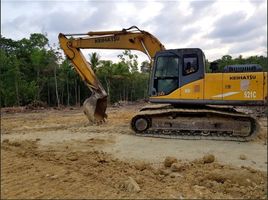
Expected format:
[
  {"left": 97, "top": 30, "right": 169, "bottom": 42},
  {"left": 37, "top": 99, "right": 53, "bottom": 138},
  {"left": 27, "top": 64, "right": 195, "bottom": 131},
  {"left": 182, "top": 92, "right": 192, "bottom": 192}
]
[{"left": 58, "top": 26, "right": 165, "bottom": 123}]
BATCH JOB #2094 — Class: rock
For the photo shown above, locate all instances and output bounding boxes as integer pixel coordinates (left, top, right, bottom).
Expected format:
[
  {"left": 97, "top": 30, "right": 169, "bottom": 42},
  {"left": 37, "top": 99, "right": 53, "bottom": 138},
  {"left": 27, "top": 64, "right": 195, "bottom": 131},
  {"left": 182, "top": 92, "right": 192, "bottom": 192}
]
[
  {"left": 158, "top": 174, "right": 165, "bottom": 179},
  {"left": 193, "top": 185, "right": 207, "bottom": 195},
  {"left": 10, "top": 141, "right": 21, "bottom": 147},
  {"left": 97, "top": 157, "right": 108, "bottom": 164},
  {"left": 2, "top": 139, "right": 9, "bottom": 143},
  {"left": 164, "top": 156, "right": 178, "bottom": 167},
  {"left": 67, "top": 154, "right": 78, "bottom": 161},
  {"left": 169, "top": 172, "right": 183, "bottom": 178},
  {"left": 54, "top": 154, "right": 61, "bottom": 160},
  {"left": 19, "top": 150, "right": 27, "bottom": 157},
  {"left": 239, "top": 154, "right": 247, "bottom": 160},
  {"left": 49, "top": 175, "right": 59, "bottom": 180},
  {"left": 152, "top": 168, "right": 162, "bottom": 175},
  {"left": 159, "top": 168, "right": 171, "bottom": 176},
  {"left": 202, "top": 154, "right": 215, "bottom": 164},
  {"left": 123, "top": 177, "right": 141, "bottom": 193},
  {"left": 135, "top": 175, "right": 144, "bottom": 184},
  {"left": 170, "top": 163, "right": 186, "bottom": 172},
  {"left": 134, "top": 161, "right": 147, "bottom": 171}
]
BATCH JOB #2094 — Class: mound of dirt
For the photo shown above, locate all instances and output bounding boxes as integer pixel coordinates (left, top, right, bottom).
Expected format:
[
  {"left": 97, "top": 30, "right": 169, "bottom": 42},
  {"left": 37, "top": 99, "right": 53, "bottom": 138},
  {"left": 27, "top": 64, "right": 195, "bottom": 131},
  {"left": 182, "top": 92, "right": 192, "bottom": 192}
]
[
  {"left": 170, "top": 162, "right": 189, "bottom": 172},
  {"left": 1, "top": 140, "right": 267, "bottom": 199},
  {"left": 239, "top": 154, "right": 247, "bottom": 160},
  {"left": 202, "top": 154, "right": 215, "bottom": 163},
  {"left": 26, "top": 100, "right": 48, "bottom": 110},
  {"left": 1, "top": 106, "right": 26, "bottom": 113},
  {"left": 164, "top": 156, "right": 178, "bottom": 167}
]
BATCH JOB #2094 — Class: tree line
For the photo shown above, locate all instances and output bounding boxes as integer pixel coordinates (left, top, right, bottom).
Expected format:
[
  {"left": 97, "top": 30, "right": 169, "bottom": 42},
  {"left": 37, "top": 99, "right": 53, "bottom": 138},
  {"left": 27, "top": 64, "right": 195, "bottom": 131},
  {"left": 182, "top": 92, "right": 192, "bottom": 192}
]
[
  {"left": 210, "top": 54, "right": 268, "bottom": 72},
  {"left": 0, "top": 34, "right": 149, "bottom": 107},
  {"left": 0, "top": 33, "right": 267, "bottom": 107}
]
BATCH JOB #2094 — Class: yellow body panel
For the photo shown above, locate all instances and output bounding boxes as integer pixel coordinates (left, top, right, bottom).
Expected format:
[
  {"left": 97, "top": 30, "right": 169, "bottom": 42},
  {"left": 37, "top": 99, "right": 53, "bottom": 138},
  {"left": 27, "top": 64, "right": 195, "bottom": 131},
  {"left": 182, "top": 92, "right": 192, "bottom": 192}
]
[
  {"left": 222, "top": 72, "right": 264, "bottom": 100},
  {"left": 151, "top": 72, "right": 267, "bottom": 102},
  {"left": 204, "top": 74, "right": 223, "bottom": 100},
  {"left": 180, "top": 79, "right": 204, "bottom": 99},
  {"left": 204, "top": 72, "right": 266, "bottom": 101}
]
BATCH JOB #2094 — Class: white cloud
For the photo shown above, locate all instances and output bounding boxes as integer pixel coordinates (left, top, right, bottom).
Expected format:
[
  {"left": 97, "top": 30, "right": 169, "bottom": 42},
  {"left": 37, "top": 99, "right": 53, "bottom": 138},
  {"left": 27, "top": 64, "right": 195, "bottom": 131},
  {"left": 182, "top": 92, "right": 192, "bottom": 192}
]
[{"left": 1, "top": 0, "right": 267, "bottom": 62}]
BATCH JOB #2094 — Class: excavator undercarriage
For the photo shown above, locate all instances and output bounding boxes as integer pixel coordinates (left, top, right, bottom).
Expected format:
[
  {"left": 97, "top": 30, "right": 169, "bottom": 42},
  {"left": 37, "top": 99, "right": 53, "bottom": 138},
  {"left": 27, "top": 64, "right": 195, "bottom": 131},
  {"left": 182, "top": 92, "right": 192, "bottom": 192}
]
[{"left": 131, "top": 104, "right": 259, "bottom": 141}]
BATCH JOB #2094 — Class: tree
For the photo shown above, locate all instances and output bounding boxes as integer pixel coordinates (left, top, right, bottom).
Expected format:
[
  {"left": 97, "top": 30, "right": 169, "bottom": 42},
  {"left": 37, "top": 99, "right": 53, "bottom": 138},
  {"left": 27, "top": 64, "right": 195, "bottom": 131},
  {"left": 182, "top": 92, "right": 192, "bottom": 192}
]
[
  {"left": 212, "top": 54, "right": 267, "bottom": 72},
  {"left": 118, "top": 50, "right": 138, "bottom": 73},
  {"left": 30, "top": 48, "right": 46, "bottom": 100},
  {"left": 49, "top": 48, "right": 60, "bottom": 107},
  {"left": 140, "top": 60, "right": 150, "bottom": 73},
  {"left": 96, "top": 60, "right": 113, "bottom": 103},
  {"left": 29, "top": 33, "right": 49, "bottom": 49},
  {"left": 89, "top": 52, "right": 100, "bottom": 72}
]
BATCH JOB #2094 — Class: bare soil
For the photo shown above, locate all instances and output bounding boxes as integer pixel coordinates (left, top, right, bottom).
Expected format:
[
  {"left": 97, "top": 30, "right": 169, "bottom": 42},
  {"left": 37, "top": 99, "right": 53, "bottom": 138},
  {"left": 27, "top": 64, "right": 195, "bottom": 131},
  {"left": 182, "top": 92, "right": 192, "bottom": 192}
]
[{"left": 1, "top": 104, "right": 267, "bottom": 199}]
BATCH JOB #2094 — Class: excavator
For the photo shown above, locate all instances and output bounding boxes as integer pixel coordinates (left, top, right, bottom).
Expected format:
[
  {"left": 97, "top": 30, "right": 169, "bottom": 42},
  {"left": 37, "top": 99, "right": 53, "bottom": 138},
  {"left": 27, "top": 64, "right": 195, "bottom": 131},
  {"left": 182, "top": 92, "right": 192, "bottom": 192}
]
[{"left": 59, "top": 26, "right": 267, "bottom": 141}]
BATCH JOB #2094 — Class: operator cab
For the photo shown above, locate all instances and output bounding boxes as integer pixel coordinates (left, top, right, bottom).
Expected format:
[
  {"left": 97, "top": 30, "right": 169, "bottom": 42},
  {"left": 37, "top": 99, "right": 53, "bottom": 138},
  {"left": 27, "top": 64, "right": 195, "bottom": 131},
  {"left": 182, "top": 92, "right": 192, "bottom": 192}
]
[{"left": 149, "top": 48, "right": 205, "bottom": 97}]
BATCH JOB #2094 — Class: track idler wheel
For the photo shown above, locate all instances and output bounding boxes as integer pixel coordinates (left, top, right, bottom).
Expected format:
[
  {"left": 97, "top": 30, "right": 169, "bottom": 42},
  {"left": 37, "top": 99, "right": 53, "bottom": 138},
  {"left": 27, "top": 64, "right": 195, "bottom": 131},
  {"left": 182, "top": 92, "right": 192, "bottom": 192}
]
[{"left": 131, "top": 116, "right": 150, "bottom": 133}]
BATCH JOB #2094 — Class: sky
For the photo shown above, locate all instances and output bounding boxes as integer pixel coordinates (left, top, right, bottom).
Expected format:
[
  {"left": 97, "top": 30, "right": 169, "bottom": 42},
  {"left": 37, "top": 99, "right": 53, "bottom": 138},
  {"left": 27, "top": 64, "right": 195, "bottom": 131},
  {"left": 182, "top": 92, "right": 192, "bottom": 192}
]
[{"left": 1, "top": 0, "right": 267, "bottom": 64}]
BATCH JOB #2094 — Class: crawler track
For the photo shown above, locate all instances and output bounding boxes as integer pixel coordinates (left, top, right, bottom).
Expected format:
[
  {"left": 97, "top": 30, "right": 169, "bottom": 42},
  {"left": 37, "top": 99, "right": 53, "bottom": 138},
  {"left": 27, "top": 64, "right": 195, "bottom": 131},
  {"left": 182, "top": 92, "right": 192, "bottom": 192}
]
[{"left": 131, "top": 105, "right": 259, "bottom": 142}]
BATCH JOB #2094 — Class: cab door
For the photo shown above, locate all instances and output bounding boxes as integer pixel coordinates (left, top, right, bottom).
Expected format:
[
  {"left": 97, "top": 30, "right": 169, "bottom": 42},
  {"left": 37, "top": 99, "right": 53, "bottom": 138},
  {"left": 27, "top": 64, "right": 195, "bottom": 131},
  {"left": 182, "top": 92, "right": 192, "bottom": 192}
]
[
  {"left": 179, "top": 49, "right": 205, "bottom": 100},
  {"left": 151, "top": 52, "right": 180, "bottom": 97}
]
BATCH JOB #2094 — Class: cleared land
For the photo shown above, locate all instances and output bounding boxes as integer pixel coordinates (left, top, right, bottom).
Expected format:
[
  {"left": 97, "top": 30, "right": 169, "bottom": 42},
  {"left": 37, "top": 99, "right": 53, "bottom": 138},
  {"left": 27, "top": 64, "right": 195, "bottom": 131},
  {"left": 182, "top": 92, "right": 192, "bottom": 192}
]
[{"left": 1, "top": 104, "right": 267, "bottom": 199}]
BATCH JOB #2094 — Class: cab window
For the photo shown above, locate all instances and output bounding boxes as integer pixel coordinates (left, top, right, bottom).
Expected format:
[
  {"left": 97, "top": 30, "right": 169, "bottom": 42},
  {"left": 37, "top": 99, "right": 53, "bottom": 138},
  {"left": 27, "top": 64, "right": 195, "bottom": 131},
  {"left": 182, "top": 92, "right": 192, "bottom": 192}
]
[
  {"left": 155, "top": 56, "right": 179, "bottom": 77},
  {"left": 183, "top": 54, "right": 198, "bottom": 75},
  {"left": 154, "top": 56, "right": 179, "bottom": 95}
]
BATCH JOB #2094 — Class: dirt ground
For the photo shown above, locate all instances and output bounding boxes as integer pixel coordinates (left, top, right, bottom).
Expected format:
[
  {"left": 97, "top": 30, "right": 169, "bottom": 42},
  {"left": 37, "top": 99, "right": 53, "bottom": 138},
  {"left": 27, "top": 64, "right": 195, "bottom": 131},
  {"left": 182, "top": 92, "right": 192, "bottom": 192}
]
[{"left": 1, "top": 104, "right": 267, "bottom": 199}]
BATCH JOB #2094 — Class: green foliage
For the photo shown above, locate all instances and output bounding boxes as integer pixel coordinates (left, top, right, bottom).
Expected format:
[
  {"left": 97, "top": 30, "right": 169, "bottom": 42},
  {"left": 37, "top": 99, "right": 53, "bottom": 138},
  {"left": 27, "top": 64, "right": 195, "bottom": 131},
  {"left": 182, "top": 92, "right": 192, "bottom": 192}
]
[
  {"left": 88, "top": 52, "right": 100, "bottom": 72},
  {"left": 96, "top": 57, "right": 148, "bottom": 104},
  {"left": 19, "top": 80, "right": 38, "bottom": 105},
  {"left": 212, "top": 54, "right": 268, "bottom": 72},
  {"left": 141, "top": 60, "right": 151, "bottom": 73},
  {"left": 0, "top": 34, "right": 59, "bottom": 106},
  {"left": 118, "top": 50, "right": 138, "bottom": 73}
]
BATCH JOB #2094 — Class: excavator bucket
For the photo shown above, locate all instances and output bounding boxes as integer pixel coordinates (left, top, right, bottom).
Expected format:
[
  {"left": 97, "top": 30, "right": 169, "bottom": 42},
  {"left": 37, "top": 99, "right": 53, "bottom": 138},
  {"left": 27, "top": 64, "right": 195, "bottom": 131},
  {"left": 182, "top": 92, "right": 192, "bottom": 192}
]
[{"left": 83, "top": 94, "right": 107, "bottom": 123}]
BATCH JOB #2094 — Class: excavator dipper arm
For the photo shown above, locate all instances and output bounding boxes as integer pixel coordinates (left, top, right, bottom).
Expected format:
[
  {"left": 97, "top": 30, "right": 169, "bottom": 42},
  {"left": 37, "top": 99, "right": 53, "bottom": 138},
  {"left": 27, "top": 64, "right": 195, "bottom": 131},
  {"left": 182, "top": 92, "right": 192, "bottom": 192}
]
[{"left": 58, "top": 26, "right": 165, "bottom": 123}]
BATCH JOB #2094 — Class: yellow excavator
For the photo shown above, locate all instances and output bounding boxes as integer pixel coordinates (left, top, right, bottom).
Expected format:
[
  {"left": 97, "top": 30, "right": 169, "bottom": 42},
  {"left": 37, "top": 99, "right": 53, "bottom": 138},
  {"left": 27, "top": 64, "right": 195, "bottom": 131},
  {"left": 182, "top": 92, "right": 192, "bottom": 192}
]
[{"left": 59, "top": 26, "right": 267, "bottom": 141}]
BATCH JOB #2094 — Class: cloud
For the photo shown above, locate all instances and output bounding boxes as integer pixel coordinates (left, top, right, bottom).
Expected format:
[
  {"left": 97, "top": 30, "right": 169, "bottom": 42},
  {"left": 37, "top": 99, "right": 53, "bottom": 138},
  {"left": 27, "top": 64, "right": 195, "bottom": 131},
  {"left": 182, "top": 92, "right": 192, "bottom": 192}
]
[
  {"left": 228, "top": 35, "right": 266, "bottom": 54},
  {"left": 190, "top": 0, "right": 216, "bottom": 13},
  {"left": 146, "top": 0, "right": 219, "bottom": 49},
  {"left": 249, "top": 0, "right": 264, "bottom": 7},
  {"left": 208, "top": 10, "right": 266, "bottom": 43},
  {"left": 1, "top": 0, "right": 267, "bottom": 61}
]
